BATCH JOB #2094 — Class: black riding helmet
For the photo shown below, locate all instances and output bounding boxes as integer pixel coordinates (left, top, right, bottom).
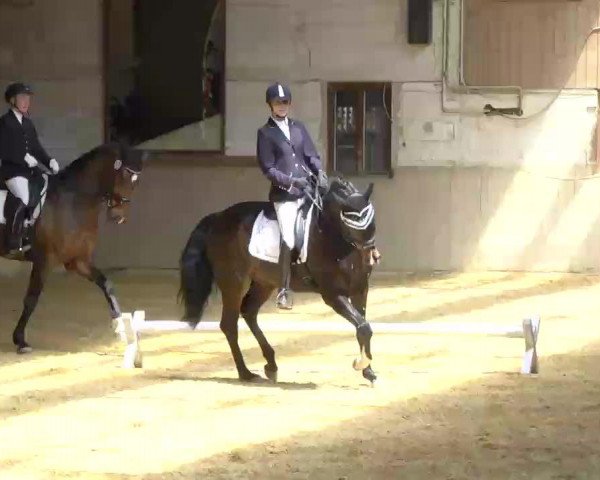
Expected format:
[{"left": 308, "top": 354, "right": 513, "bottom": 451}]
[
  {"left": 266, "top": 83, "right": 291, "bottom": 104},
  {"left": 4, "top": 82, "right": 33, "bottom": 103}
]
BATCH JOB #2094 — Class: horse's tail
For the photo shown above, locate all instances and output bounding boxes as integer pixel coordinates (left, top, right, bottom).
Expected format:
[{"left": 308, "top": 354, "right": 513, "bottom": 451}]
[{"left": 178, "top": 213, "right": 217, "bottom": 323}]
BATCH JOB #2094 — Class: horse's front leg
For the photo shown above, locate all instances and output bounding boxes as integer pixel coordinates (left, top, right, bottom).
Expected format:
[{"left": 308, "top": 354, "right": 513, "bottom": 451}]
[
  {"left": 68, "top": 260, "right": 121, "bottom": 319},
  {"left": 13, "top": 256, "right": 49, "bottom": 353},
  {"left": 322, "top": 293, "right": 377, "bottom": 384},
  {"left": 350, "top": 286, "right": 377, "bottom": 384}
]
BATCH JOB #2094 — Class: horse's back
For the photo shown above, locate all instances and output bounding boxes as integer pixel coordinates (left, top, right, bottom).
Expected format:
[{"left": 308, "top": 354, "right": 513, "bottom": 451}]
[{"left": 211, "top": 201, "right": 270, "bottom": 232}]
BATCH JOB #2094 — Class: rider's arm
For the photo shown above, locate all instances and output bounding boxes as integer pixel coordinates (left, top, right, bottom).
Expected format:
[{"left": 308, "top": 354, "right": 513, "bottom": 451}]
[
  {"left": 0, "top": 119, "right": 21, "bottom": 167},
  {"left": 257, "top": 128, "right": 294, "bottom": 190},
  {"left": 29, "top": 122, "right": 52, "bottom": 168},
  {"left": 299, "top": 122, "right": 322, "bottom": 174}
]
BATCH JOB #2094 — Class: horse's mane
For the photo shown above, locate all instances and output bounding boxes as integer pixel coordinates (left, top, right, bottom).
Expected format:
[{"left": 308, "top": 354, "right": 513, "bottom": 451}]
[
  {"left": 46, "top": 143, "right": 121, "bottom": 194},
  {"left": 329, "top": 177, "right": 360, "bottom": 199},
  {"left": 58, "top": 144, "right": 119, "bottom": 180}
]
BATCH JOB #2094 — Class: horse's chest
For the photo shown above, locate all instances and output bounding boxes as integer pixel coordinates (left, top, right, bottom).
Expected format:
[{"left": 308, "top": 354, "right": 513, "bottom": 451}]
[{"left": 335, "top": 254, "right": 371, "bottom": 291}]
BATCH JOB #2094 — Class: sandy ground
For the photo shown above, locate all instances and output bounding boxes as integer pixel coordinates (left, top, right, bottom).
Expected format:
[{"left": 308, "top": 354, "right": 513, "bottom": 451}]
[{"left": 1, "top": 269, "right": 600, "bottom": 479}]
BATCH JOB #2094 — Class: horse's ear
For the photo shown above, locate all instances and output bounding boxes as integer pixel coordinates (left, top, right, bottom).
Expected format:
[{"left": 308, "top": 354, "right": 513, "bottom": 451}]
[
  {"left": 331, "top": 190, "right": 348, "bottom": 208},
  {"left": 364, "top": 183, "right": 374, "bottom": 200}
]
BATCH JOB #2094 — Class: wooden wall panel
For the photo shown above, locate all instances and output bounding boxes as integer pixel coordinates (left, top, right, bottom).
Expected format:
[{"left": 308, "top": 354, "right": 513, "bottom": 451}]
[{"left": 464, "top": 0, "right": 600, "bottom": 89}]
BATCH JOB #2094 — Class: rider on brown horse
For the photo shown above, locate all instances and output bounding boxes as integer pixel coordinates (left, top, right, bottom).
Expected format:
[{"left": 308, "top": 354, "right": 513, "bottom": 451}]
[
  {"left": 0, "top": 82, "right": 60, "bottom": 254},
  {"left": 256, "top": 83, "right": 328, "bottom": 310}
]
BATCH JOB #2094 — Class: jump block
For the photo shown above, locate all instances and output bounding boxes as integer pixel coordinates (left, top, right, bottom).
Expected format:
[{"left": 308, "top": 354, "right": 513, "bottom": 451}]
[
  {"left": 114, "top": 310, "right": 541, "bottom": 374},
  {"left": 521, "top": 316, "right": 540, "bottom": 375}
]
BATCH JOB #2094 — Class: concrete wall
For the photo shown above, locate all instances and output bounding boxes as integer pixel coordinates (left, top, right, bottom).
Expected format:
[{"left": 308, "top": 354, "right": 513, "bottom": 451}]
[
  {"left": 106, "top": 0, "right": 135, "bottom": 102},
  {"left": 205, "top": 0, "right": 600, "bottom": 273},
  {"left": 2, "top": 0, "right": 600, "bottom": 274},
  {"left": 96, "top": 87, "right": 600, "bottom": 273},
  {"left": 0, "top": 0, "right": 104, "bottom": 165}
]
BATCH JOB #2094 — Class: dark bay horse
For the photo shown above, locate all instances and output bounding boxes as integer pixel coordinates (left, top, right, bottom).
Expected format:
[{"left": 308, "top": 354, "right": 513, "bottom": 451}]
[
  {"left": 0, "top": 143, "right": 143, "bottom": 353},
  {"left": 179, "top": 178, "right": 380, "bottom": 384}
]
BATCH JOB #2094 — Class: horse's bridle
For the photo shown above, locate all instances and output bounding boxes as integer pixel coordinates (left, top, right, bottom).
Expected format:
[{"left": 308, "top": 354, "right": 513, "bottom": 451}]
[
  {"left": 104, "top": 166, "right": 139, "bottom": 208},
  {"left": 304, "top": 183, "right": 376, "bottom": 252},
  {"left": 349, "top": 237, "right": 376, "bottom": 251},
  {"left": 105, "top": 193, "right": 131, "bottom": 209}
]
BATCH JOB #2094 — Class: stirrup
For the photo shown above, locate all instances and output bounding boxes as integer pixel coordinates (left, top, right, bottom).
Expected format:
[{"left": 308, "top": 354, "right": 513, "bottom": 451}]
[
  {"left": 7, "top": 244, "right": 29, "bottom": 256},
  {"left": 276, "top": 288, "right": 293, "bottom": 310}
]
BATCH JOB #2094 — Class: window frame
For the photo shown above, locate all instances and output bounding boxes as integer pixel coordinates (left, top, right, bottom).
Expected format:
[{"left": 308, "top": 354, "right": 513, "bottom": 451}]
[
  {"left": 327, "top": 82, "right": 393, "bottom": 178},
  {"left": 102, "top": 0, "right": 227, "bottom": 159}
]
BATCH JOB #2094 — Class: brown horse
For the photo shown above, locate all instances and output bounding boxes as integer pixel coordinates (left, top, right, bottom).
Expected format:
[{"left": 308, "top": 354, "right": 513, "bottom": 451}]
[
  {"left": 0, "top": 143, "right": 143, "bottom": 353},
  {"left": 179, "top": 178, "right": 380, "bottom": 384}
]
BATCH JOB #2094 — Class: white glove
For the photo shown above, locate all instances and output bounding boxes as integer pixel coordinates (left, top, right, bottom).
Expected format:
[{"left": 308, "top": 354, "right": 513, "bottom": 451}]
[
  {"left": 49, "top": 158, "right": 59, "bottom": 174},
  {"left": 24, "top": 153, "right": 38, "bottom": 168}
]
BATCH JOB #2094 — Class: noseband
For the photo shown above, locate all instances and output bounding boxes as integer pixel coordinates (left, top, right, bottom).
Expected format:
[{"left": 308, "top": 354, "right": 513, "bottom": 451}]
[
  {"left": 349, "top": 237, "right": 376, "bottom": 251},
  {"left": 104, "top": 166, "right": 139, "bottom": 208},
  {"left": 105, "top": 194, "right": 131, "bottom": 209}
]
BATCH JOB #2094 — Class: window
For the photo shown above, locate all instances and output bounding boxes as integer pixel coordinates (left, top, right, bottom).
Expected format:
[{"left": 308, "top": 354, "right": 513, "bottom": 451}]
[
  {"left": 327, "top": 83, "right": 392, "bottom": 176},
  {"left": 104, "top": 0, "right": 225, "bottom": 151}
]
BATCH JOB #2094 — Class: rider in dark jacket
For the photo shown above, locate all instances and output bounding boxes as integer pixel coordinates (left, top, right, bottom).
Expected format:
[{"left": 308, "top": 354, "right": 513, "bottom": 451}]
[
  {"left": 256, "top": 83, "right": 327, "bottom": 309},
  {"left": 0, "top": 82, "right": 59, "bottom": 253}
]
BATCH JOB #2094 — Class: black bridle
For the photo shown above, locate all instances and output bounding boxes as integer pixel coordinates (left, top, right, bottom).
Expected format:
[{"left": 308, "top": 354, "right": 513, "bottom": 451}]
[
  {"left": 104, "top": 166, "right": 139, "bottom": 208},
  {"left": 302, "top": 173, "right": 376, "bottom": 252}
]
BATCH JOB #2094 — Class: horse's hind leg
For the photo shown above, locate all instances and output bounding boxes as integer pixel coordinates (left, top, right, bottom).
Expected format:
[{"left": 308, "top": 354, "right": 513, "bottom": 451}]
[
  {"left": 13, "top": 257, "right": 49, "bottom": 354},
  {"left": 218, "top": 279, "right": 261, "bottom": 382},
  {"left": 241, "top": 282, "right": 277, "bottom": 381}
]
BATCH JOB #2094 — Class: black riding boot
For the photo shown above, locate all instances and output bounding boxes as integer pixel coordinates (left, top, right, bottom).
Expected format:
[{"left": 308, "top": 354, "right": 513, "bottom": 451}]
[
  {"left": 7, "top": 200, "right": 27, "bottom": 254},
  {"left": 276, "top": 241, "right": 293, "bottom": 310}
]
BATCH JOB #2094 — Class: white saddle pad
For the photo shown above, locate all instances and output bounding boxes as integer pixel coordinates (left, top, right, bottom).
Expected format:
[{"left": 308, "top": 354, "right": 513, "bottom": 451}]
[
  {"left": 0, "top": 175, "right": 49, "bottom": 226},
  {"left": 248, "top": 204, "right": 314, "bottom": 264}
]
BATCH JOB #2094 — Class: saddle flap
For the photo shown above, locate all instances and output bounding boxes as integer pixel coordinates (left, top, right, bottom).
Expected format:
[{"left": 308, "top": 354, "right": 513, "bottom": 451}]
[
  {"left": 0, "top": 173, "right": 49, "bottom": 229},
  {"left": 248, "top": 203, "right": 315, "bottom": 264},
  {"left": 263, "top": 203, "right": 277, "bottom": 221},
  {"left": 294, "top": 200, "right": 314, "bottom": 252}
]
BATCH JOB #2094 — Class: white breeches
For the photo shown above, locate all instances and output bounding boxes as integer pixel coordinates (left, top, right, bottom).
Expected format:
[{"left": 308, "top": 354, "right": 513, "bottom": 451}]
[
  {"left": 5, "top": 177, "right": 29, "bottom": 206},
  {"left": 274, "top": 199, "right": 303, "bottom": 249}
]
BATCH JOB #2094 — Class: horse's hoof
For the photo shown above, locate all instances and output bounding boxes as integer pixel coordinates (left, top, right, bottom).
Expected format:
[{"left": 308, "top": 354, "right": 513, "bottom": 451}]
[
  {"left": 353, "top": 357, "right": 370, "bottom": 371},
  {"left": 239, "top": 372, "right": 264, "bottom": 383},
  {"left": 264, "top": 365, "right": 278, "bottom": 383},
  {"left": 17, "top": 344, "right": 33, "bottom": 354},
  {"left": 362, "top": 366, "right": 377, "bottom": 384}
]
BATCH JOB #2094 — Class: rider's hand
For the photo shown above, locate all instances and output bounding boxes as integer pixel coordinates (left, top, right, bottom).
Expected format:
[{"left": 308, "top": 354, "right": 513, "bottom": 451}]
[
  {"left": 49, "top": 158, "right": 59, "bottom": 174},
  {"left": 287, "top": 185, "right": 302, "bottom": 196},
  {"left": 317, "top": 170, "right": 328, "bottom": 189},
  {"left": 292, "top": 177, "right": 310, "bottom": 191},
  {"left": 24, "top": 153, "right": 38, "bottom": 168}
]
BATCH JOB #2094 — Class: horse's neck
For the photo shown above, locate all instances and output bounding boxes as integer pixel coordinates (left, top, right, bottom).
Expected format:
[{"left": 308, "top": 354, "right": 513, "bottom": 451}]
[
  {"left": 57, "top": 161, "right": 109, "bottom": 199},
  {"left": 44, "top": 185, "right": 102, "bottom": 223},
  {"left": 44, "top": 160, "right": 108, "bottom": 227},
  {"left": 311, "top": 211, "right": 350, "bottom": 254}
]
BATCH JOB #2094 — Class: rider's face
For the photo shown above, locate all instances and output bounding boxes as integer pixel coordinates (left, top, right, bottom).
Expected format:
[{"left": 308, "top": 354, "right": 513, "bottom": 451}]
[
  {"left": 269, "top": 99, "right": 290, "bottom": 119},
  {"left": 12, "top": 94, "right": 31, "bottom": 114}
]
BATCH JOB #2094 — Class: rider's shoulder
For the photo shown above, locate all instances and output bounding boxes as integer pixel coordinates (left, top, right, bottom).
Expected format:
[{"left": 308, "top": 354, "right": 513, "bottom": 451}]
[
  {"left": 258, "top": 120, "right": 275, "bottom": 135},
  {"left": 0, "top": 112, "right": 11, "bottom": 130},
  {"left": 289, "top": 118, "right": 306, "bottom": 129}
]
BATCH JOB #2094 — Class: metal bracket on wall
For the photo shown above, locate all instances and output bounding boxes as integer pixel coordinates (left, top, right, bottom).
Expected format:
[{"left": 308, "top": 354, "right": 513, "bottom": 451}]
[
  {"left": 0, "top": 0, "right": 35, "bottom": 7},
  {"left": 483, "top": 104, "right": 524, "bottom": 117}
]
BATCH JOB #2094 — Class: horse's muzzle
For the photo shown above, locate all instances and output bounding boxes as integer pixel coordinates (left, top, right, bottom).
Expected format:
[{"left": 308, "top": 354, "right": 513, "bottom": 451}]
[
  {"left": 108, "top": 207, "right": 127, "bottom": 225},
  {"left": 369, "top": 247, "right": 381, "bottom": 266}
]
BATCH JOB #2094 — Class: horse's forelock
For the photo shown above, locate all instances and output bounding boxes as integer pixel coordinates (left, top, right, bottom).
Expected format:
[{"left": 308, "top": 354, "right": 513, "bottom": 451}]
[
  {"left": 328, "top": 178, "right": 368, "bottom": 211},
  {"left": 116, "top": 143, "right": 144, "bottom": 173},
  {"left": 329, "top": 178, "right": 357, "bottom": 198}
]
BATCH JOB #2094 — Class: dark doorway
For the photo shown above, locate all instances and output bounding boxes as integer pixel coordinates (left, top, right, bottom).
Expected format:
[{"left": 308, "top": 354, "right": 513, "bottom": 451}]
[{"left": 105, "top": 0, "right": 224, "bottom": 149}]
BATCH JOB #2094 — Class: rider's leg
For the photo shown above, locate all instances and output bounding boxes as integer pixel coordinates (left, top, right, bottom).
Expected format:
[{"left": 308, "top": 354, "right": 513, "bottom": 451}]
[
  {"left": 273, "top": 199, "right": 301, "bottom": 309},
  {"left": 5, "top": 177, "right": 30, "bottom": 253}
]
